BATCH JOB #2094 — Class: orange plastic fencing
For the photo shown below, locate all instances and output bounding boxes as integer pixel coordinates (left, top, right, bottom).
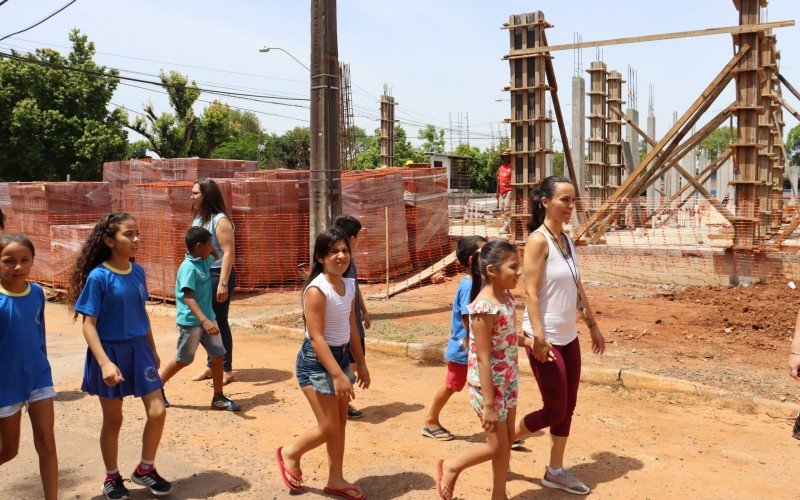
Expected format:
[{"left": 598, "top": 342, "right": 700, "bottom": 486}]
[
  {"left": 103, "top": 159, "right": 162, "bottom": 211},
  {"left": 2, "top": 164, "right": 458, "bottom": 298},
  {"left": 391, "top": 166, "right": 450, "bottom": 270},
  {"left": 160, "top": 158, "right": 258, "bottom": 181},
  {"left": 5, "top": 182, "right": 111, "bottom": 284},
  {"left": 342, "top": 170, "right": 412, "bottom": 282},
  {"left": 228, "top": 173, "right": 310, "bottom": 289}
]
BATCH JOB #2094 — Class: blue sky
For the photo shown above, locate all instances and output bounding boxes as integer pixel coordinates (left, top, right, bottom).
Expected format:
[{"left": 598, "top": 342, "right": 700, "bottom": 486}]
[{"left": 2, "top": 0, "right": 798, "bottom": 151}]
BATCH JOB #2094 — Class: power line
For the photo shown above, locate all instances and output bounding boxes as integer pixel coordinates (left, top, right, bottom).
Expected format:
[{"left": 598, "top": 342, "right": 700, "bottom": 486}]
[
  {"left": 6, "top": 36, "right": 308, "bottom": 84},
  {"left": 0, "top": 0, "right": 79, "bottom": 42},
  {"left": 0, "top": 50, "right": 310, "bottom": 103},
  {"left": 0, "top": 0, "right": 12, "bottom": 9}
]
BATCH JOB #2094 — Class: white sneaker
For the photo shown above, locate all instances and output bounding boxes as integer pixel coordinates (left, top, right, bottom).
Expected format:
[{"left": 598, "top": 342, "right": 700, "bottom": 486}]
[{"left": 541, "top": 467, "right": 590, "bottom": 495}]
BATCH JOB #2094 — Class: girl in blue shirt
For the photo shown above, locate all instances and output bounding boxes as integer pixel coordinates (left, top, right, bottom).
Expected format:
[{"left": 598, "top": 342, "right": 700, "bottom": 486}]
[
  {"left": 67, "top": 212, "right": 172, "bottom": 499},
  {"left": 0, "top": 234, "right": 57, "bottom": 500}
]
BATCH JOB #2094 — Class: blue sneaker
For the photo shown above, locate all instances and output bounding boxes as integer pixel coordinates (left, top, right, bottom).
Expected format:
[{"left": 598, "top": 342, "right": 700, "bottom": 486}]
[{"left": 211, "top": 394, "right": 240, "bottom": 411}]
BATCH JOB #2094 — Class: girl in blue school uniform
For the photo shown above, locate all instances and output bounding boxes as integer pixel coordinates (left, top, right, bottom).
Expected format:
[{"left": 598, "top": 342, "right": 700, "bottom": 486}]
[
  {"left": 0, "top": 234, "right": 58, "bottom": 499},
  {"left": 66, "top": 212, "right": 172, "bottom": 500}
]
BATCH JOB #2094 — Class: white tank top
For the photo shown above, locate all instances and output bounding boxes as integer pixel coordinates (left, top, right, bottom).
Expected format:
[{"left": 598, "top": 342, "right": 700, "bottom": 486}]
[
  {"left": 522, "top": 228, "right": 579, "bottom": 345},
  {"left": 303, "top": 274, "right": 356, "bottom": 347}
]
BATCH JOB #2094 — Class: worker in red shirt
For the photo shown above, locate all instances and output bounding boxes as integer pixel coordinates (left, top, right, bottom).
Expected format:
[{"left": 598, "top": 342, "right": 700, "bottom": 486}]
[{"left": 496, "top": 149, "right": 512, "bottom": 234}]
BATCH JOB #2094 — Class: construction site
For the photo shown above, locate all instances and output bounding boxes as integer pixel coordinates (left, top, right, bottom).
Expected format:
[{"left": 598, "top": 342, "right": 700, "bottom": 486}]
[{"left": 2, "top": 1, "right": 800, "bottom": 498}]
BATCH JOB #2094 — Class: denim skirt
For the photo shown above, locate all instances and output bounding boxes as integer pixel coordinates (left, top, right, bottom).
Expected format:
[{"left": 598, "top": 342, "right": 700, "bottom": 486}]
[{"left": 296, "top": 338, "right": 355, "bottom": 394}]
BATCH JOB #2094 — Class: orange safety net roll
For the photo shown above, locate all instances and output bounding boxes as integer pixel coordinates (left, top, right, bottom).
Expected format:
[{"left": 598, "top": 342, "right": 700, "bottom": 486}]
[
  {"left": 50, "top": 224, "right": 94, "bottom": 288},
  {"left": 160, "top": 158, "right": 258, "bottom": 181},
  {"left": 230, "top": 173, "right": 310, "bottom": 289},
  {"left": 103, "top": 159, "right": 162, "bottom": 211},
  {"left": 7, "top": 182, "right": 111, "bottom": 284},
  {"left": 342, "top": 170, "right": 411, "bottom": 282},
  {"left": 391, "top": 166, "right": 451, "bottom": 269}
]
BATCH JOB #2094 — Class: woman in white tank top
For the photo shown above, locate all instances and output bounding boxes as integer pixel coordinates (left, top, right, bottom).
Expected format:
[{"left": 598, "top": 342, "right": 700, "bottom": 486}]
[
  {"left": 515, "top": 176, "right": 606, "bottom": 495},
  {"left": 277, "top": 229, "right": 370, "bottom": 498}
]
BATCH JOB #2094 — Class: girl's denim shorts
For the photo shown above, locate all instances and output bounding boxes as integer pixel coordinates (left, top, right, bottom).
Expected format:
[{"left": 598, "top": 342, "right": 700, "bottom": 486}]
[{"left": 296, "top": 338, "right": 356, "bottom": 394}]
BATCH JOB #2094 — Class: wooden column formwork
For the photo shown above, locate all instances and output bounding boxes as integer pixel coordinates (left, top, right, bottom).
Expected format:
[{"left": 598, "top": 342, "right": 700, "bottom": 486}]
[
  {"left": 586, "top": 61, "right": 608, "bottom": 214},
  {"left": 505, "top": 11, "right": 553, "bottom": 243},
  {"left": 605, "top": 70, "right": 625, "bottom": 215},
  {"left": 731, "top": 0, "right": 762, "bottom": 250},
  {"left": 756, "top": 30, "right": 776, "bottom": 237},
  {"left": 765, "top": 34, "right": 784, "bottom": 236}
]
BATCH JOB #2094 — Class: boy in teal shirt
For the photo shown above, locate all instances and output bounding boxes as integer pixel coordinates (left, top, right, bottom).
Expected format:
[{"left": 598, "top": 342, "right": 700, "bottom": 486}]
[{"left": 159, "top": 227, "right": 239, "bottom": 411}]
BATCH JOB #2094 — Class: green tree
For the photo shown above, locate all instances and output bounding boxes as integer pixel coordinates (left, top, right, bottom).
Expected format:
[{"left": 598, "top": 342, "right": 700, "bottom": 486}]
[
  {"left": 418, "top": 124, "right": 445, "bottom": 153},
  {"left": 787, "top": 124, "right": 800, "bottom": 167},
  {"left": 698, "top": 126, "right": 736, "bottom": 161},
  {"left": 553, "top": 151, "right": 565, "bottom": 176},
  {"left": 0, "top": 29, "right": 128, "bottom": 181},
  {"left": 129, "top": 71, "right": 237, "bottom": 159}
]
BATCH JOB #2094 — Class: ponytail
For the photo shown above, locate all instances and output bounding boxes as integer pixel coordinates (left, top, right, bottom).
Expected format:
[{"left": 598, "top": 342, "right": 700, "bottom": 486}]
[
  {"left": 470, "top": 239, "right": 518, "bottom": 302},
  {"left": 469, "top": 249, "right": 482, "bottom": 302},
  {"left": 527, "top": 175, "right": 573, "bottom": 232}
]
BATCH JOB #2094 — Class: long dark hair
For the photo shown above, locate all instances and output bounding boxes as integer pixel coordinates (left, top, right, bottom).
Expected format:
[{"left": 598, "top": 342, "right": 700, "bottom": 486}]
[
  {"left": 527, "top": 175, "right": 573, "bottom": 232},
  {"left": 305, "top": 228, "right": 351, "bottom": 290},
  {"left": 193, "top": 178, "right": 228, "bottom": 225},
  {"left": 0, "top": 233, "right": 35, "bottom": 256},
  {"left": 470, "top": 239, "right": 517, "bottom": 301},
  {"left": 67, "top": 212, "right": 136, "bottom": 316}
]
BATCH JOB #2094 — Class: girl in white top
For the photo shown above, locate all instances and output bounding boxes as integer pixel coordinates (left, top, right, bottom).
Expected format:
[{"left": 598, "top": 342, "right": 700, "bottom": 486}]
[
  {"left": 515, "top": 176, "right": 605, "bottom": 496},
  {"left": 277, "top": 228, "right": 370, "bottom": 500}
]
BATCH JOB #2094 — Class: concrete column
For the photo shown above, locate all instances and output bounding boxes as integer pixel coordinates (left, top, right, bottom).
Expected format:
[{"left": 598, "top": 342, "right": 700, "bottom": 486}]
[
  {"left": 545, "top": 109, "right": 553, "bottom": 177},
  {"left": 717, "top": 157, "right": 732, "bottom": 203},
  {"left": 625, "top": 108, "right": 640, "bottom": 176},
  {"left": 571, "top": 76, "right": 586, "bottom": 196},
  {"left": 645, "top": 114, "right": 657, "bottom": 212}
]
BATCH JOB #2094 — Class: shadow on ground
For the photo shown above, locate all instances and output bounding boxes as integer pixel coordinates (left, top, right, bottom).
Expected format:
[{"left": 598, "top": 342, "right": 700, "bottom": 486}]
[
  {"left": 509, "top": 451, "right": 644, "bottom": 498},
  {"left": 88, "top": 470, "right": 250, "bottom": 499},
  {"left": 357, "top": 402, "right": 425, "bottom": 424}
]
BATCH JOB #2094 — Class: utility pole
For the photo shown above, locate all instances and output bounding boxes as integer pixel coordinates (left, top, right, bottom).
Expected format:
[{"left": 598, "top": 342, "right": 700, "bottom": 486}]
[{"left": 309, "top": 0, "right": 342, "bottom": 255}]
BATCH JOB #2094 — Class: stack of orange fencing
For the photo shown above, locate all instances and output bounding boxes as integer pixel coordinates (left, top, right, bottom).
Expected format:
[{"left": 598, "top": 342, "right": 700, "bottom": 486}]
[
  {"left": 7, "top": 182, "right": 111, "bottom": 284},
  {"left": 122, "top": 181, "right": 234, "bottom": 299},
  {"left": 229, "top": 172, "right": 310, "bottom": 288},
  {"left": 342, "top": 170, "right": 411, "bottom": 282},
  {"left": 103, "top": 160, "right": 162, "bottom": 210},
  {"left": 50, "top": 224, "right": 94, "bottom": 288},
  {"left": 392, "top": 166, "right": 451, "bottom": 269},
  {"left": 160, "top": 158, "right": 258, "bottom": 181}
]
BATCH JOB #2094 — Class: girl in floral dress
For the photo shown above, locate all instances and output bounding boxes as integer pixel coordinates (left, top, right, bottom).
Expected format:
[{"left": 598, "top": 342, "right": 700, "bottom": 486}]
[{"left": 436, "top": 239, "right": 532, "bottom": 500}]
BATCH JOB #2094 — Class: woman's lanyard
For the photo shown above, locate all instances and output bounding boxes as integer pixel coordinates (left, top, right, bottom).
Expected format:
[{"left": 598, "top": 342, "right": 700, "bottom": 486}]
[{"left": 542, "top": 223, "right": 579, "bottom": 290}]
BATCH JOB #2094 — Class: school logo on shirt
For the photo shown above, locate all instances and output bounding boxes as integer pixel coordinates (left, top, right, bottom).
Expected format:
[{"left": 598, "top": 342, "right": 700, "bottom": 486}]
[
  {"left": 139, "top": 284, "right": 147, "bottom": 303},
  {"left": 34, "top": 306, "right": 42, "bottom": 325},
  {"left": 144, "top": 366, "right": 159, "bottom": 382}
]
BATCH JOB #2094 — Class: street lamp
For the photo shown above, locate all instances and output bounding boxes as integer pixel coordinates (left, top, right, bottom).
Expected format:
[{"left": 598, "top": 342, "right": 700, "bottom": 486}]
[{"left": 259, "top": 46, "right": 310, "bottom": 72}]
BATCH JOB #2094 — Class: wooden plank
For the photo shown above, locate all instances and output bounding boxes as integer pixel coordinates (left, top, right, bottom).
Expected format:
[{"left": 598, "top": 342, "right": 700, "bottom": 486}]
[
  {"left": 650, "top": 149, "right": 733, "bottom": 226},
  {"left": 610, "top": 106, "right": 737, "bottom": 225},
  {"left": 672, "top": 163, "right": 737, "bottom": 223},
  {"left": 777, "top": 72, "right": 800, "bottom": 103},
  {"left": 573, "top": 46, "right": 748, "bottom": 242},
  {"left": 542, "top": 31, "right": 587, "bottom": 223},
  {"left": 506, "top": 21, "right": 792, "bottom": 57},
  {"left": 774, "top": 214, "right": 800, "bottom": 249},
  {"left": 365, "top": 251, "right": 457, "bottom": 299},
  {"left": 775, "top": 94, "right": 800, "bottom": 122},
  {"left": 610, "top": 105, "right": 656, "bottom": 147}
]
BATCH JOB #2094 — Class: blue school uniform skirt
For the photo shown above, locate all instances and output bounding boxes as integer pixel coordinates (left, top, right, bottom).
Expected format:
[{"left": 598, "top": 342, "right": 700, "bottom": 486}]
[{"left": 82, "top": 336, "right": 163, "bottom": 399}]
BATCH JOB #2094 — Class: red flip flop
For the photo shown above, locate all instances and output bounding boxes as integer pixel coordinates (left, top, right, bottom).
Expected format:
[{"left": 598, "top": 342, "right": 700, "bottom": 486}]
[
  {"left": 323, "top": 484, "right": 366, "bottom": 499},
  {"left": 275, "top": 447, "right": 303, "bottom": 491},
  {"left": 435, "top": 459, "right": 453, "bottom": 500}
]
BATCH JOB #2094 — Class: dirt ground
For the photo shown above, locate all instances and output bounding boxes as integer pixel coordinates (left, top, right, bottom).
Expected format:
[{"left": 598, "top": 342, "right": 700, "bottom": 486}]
[{"left": 2, "top": 284, "right": 799, "bottom": 499}]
